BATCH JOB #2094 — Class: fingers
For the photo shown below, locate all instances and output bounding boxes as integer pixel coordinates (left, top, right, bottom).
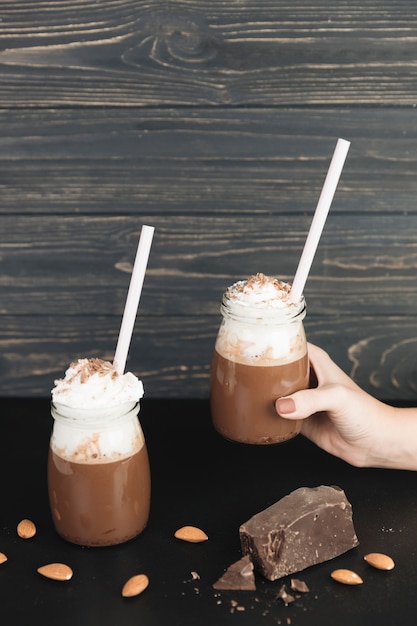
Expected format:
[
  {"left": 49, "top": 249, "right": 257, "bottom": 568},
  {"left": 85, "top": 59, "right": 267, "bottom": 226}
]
[
  {"left": 276, "top": 343, "right": 356, "bottom": 420},
  {"left": 307, "top": 343, "right": 358, "bottom": 391},
  {"left": 276, "top": 383, "right": 349, "bottom": 420}
]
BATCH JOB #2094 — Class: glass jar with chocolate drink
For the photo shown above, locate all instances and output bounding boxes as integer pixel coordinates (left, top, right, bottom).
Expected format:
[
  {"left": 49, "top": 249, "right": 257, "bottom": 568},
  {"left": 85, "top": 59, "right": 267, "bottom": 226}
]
[
  {"left": 210, "top": 273, "right": 309, "bottom": 445},
  {"left": 48, "top": 358, "right": 151, "bottom": 547}
]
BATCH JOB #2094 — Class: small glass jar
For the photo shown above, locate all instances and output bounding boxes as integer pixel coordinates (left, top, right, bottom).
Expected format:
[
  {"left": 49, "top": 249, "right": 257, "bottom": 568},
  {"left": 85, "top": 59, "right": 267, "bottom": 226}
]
[
  {"left": 48, "top": 401, "right": 151, "bottom": 547},
  {"left": 210, "top": 288, "right": 309, "bottom": 445}
]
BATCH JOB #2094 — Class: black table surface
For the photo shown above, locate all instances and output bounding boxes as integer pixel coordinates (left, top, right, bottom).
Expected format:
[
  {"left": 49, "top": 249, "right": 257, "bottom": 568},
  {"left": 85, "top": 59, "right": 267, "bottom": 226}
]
[{"left": 2, "top": 397, "right": 417, "bottom": 626}]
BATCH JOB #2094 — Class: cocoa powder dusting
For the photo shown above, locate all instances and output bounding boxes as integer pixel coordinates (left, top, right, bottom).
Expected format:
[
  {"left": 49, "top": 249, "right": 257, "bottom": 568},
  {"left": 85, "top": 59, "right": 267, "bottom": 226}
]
[
  {"left": 235, "top": 273, "right": 292, "bottom": 298},
  {"left": 65, "top": 358, "right": 117, "bottom": 385}
]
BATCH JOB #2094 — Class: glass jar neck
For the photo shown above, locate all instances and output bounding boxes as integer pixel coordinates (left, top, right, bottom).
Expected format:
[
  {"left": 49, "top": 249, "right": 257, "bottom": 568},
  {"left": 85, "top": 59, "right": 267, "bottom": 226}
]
[
  {"left": 51, "top": 401, "right": 139, "bottom": 429},
  {"left": 220, "top": 292, "right": 306, "bottom": 326}
]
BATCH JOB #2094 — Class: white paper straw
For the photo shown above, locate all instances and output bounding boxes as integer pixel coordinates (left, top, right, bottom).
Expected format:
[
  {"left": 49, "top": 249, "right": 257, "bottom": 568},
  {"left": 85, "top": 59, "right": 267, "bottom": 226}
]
[
  {"left": 113, "top": 224, "right": 155, "bottom": 374},
  {"left": 289, "top": 138, "right": 350, "bottom": 303}
]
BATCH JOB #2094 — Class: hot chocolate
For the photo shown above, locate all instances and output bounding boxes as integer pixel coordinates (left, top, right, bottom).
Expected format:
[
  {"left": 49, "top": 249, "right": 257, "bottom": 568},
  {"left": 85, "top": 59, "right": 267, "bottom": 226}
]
[
  {"left": 48, "top": 358, "right": 151, "bottom": 546},
  {"left": 48, "top": 443, "right": 150, "bottom": 547},
  {"left": 211, "top": 352, "right": 308, "bottom": 444},
  {"left": 210, "top": 274, "right": 308, "bottom": 444}
]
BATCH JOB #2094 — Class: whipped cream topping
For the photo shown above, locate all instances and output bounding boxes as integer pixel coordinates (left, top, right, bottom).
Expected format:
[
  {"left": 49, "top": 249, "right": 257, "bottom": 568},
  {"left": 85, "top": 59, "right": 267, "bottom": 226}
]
[
  {"left": 50, "top": 358, "right": 145, "bottom": 461},
  {"left": 51, "top": 358, "right": 144, "bottom": 409},
  {"left": 216, "top": 274, "right": 307, "bottom": 365},
  {"left": 226, "top": 273, "right": 294, "bottom": 310}
]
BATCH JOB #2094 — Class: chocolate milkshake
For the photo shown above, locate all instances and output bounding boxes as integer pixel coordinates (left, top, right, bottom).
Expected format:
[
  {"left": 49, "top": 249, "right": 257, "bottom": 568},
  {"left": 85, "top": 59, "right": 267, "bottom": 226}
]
[
  {"left": 210, "top": 273, "right": 309, "bottom": 445},
  {"left": 48, "top": 358, "right": 151, "bottom": 546}
]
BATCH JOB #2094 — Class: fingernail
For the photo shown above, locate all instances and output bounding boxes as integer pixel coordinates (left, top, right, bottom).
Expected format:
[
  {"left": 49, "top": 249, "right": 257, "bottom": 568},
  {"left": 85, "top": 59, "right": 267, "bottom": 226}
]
[{"left": 276, "top": 397, "right": 296, "bottom": 415}]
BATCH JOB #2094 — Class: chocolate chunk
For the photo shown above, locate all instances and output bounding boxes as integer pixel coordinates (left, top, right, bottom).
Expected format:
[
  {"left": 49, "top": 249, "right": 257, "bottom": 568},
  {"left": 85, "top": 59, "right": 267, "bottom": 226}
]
[
  {"left": 239, "top": 485, "right": 359, "bottom": 581},
  {"left": 213, "top": 555, "right": 256, "bottom": 590}
]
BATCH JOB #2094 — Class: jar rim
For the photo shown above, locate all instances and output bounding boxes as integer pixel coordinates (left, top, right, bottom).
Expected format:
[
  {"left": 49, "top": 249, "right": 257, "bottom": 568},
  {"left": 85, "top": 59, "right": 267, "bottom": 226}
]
[{"left": 220, "top": 292, "right": 306, "bottom": 324}]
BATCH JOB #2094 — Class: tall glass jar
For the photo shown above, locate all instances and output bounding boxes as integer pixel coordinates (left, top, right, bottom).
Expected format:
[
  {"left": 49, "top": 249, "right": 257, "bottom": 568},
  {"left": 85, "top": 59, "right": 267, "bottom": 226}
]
[
  {"left": 48, "top": 401, "right": 151, "bottom": 547},
  {"left": 210, "top": 279, "right": 309, "bottom": 445}
]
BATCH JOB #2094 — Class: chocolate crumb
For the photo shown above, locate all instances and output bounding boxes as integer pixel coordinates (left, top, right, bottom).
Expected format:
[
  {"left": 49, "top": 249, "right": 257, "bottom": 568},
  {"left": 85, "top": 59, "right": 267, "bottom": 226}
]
[
  {"left": 229, "top": 599, "right": 246, "bottom": 613},
  {"left": 276, "top": 584, "right": 295, "bottom": 606},
  {"left": 232, "top": 273, "right": 292, "bottom": 300},
  {"left": 56, "top": 358, "right": 118, "bottom": 387},
  {"left": 290, "top": 578, "right": 310, "bottom": 593}
]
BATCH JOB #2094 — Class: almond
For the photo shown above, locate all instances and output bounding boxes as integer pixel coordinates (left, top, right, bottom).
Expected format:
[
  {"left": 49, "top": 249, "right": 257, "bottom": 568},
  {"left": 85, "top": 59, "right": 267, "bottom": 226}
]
[
  {"left": 364, "top": 552, "right": 395, "bottom": 571},
  {"left": 17, "top": 518, "right": 36, "bottom": 539},
  {"left": 0, "top": 552, "right": 7, "bottom": 564},
  {"left": 174, "top": 525, "right": 208, "bottom": 543},
  {"left": 122, "top": 573, "right": 149, "bottom": 597},
  {"left": 330, "top": 569, "right": 363, "bottom": 585},
  {"left": 37, "top": 563, "right": 73, "bottom": 581}
]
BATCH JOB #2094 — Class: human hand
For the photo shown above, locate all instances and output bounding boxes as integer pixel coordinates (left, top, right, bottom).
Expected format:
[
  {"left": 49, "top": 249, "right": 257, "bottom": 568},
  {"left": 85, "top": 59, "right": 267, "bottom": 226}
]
[{"left": 275, "top": 343, "right": 397, "bottom": 467}]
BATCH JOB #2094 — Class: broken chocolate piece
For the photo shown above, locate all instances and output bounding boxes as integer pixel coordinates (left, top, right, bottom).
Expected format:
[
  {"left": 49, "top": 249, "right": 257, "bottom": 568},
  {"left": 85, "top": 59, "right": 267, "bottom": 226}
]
[
  {"left": 239, "top": 485, "right": 359, "bottom": 581},
  {"left": 290, "top": 578, "right": 310, "bottom": 593},
  {"left": 213, "top": 555, "right": 256, "bottom": 590},
  {"left": 276, "top": 584, "right": 295, "bottom": 605}
]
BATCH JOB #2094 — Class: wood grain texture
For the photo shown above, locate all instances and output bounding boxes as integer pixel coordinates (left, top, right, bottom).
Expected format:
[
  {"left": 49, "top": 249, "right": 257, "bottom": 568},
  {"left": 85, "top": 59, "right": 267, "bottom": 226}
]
[
  {"left": 0, "top": 1, "right": 416, "bottom": 105},
  {"left": 1, "top": 315, "right": 417, "bottom": 401},
  {"left": 1, "top": 108, "right": 416, "bottom": 215},
  {"left": 0, "top": 214, "right": 416, "bottom": 316},
  {"left": 1, "top": 1, "right": 417, "bottom": 400}
]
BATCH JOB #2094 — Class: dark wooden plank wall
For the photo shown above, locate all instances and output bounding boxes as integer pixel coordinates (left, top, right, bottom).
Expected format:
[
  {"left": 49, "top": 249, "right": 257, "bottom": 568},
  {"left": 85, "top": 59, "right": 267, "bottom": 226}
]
[{"left": 1, "top": 1, "right": 417, "bottom": 401}]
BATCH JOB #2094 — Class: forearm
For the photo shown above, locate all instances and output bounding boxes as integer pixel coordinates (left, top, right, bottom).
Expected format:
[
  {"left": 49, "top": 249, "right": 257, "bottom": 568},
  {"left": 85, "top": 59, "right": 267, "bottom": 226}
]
[{"left": 366, "top": 406, "right": 417, "bottom": 471}]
